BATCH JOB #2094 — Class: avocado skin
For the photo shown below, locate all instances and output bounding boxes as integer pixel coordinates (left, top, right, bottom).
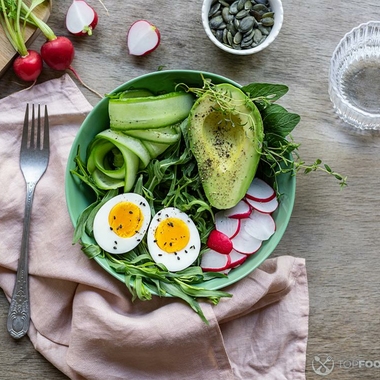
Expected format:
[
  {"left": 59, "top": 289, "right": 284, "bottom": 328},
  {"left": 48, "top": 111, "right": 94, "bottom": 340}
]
[{"left": 188, "top": 84, "right": 264, "bottom": 210}]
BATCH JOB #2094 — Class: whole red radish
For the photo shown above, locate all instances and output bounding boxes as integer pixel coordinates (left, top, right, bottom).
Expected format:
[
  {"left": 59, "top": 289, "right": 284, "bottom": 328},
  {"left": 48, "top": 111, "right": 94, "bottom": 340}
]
[
  {"left": 40, "top": 36, "right": 102, "bottom": 98},
  {"left": 66, "top": 0, "right": 98, "bottom": 36},
  {"left": 13, "top": 50, "right": 43, "bottom": 82},
  {"left": 207, "top": 230, "right": 233, "bottom": 255},
  {"left": 127, "top": 20, "right": 160, "bottom": 56},
  {"left": 40, "top": 36, "right": 75, "bottom": 71}
]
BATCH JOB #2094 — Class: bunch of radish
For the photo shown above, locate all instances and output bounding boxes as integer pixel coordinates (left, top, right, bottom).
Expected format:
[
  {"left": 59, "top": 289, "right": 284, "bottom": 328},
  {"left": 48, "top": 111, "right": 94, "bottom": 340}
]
[
  {"left": 0, "top": 0, "right": 102, "bottom": 96},
  {"left": 200, "top": 178, "right": 278, "bottom": 273}
]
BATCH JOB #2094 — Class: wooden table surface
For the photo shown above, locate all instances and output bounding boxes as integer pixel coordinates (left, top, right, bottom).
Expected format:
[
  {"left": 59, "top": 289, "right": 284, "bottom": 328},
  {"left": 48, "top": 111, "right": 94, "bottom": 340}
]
[{"left": 1, "top": 1, "right": 380, "bottom": 379}]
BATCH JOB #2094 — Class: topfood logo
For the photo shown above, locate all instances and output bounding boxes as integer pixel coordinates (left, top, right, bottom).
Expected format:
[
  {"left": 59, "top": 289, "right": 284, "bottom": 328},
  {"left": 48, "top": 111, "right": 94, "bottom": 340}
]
[
  {"left": 312, "top": 355, "right": 334, "bottom": 376},
  {"left": 311, "top": 354, "right": 380, "bottom": 376}
]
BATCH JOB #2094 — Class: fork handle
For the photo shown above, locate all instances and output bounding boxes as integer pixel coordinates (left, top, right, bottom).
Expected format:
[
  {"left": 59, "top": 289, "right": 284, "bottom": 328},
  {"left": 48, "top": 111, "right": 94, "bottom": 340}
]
[{"left": 7, "top": 182, "right": 36, "bottom": 339}]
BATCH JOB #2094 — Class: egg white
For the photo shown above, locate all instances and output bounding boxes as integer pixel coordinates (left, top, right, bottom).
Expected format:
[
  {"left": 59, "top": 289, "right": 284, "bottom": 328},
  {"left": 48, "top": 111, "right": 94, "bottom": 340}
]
[
  {"left": 147, "top": 207, "right": 201, "bottom": 272},
  {"left": 93, "top": 193, "right": 151, "bottom": 254}
]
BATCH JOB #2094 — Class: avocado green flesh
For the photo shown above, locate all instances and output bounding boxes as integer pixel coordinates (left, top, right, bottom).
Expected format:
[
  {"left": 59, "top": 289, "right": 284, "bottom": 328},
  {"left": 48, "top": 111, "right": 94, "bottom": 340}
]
[{"left": 188, "top": 84, "right": 264, "bottom": 210}]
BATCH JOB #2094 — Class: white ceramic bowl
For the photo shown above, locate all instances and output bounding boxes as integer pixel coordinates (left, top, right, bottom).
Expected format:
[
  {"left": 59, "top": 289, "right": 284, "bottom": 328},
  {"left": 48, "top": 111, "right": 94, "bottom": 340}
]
[{"left": 202, "top": 0, "right": 283, "bottom": 55}]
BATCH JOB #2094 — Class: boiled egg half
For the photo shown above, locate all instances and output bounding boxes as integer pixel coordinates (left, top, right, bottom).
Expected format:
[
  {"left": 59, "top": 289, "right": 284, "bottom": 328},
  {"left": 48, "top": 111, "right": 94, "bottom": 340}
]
[
  {"left": 147, "top": 207, "right": 201, "bottom": 272},
  {"left": 93, "top": 193, "right": 151, "bottom": 254}
]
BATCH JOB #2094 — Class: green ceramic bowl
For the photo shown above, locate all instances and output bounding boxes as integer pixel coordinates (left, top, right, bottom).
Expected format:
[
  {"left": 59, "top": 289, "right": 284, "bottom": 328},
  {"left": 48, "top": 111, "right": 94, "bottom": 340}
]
[{"left": 65, "top": 70, "right": 296, "bottom": 291}]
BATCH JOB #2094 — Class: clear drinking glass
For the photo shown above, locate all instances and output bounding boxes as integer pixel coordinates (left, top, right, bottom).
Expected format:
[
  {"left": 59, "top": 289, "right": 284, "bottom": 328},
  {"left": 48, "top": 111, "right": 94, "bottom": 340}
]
[{"left": 329, "top": 21, "right": 380, "bottom": 130}]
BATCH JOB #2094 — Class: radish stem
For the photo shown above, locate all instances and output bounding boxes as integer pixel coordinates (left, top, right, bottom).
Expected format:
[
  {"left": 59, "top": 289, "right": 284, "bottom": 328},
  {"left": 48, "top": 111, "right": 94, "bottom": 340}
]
[
  {"left": 0, "top": 0, "right": 28, "bottom": 56},
  {"left": 20, "top": 0, "right": 56, "bottom": 40},
  {"left": 68, "top": 65, "right": 103, "bottom": 98}
]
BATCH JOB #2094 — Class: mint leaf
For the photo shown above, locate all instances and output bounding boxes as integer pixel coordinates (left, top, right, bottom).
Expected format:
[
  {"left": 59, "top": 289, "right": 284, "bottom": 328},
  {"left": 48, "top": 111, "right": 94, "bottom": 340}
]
[
  {"left": 261, "top": 103, "right": 301, "bottom": 137},
  {"left": 242, "top": 83, "right": 289, "bottom": 102}
]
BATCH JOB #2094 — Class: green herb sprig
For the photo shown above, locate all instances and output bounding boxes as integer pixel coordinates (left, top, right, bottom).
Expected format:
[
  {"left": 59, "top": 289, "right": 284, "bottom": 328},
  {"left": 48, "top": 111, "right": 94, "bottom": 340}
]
[{"left": 241, "top": 82, "right": 347, "bottom": 191}]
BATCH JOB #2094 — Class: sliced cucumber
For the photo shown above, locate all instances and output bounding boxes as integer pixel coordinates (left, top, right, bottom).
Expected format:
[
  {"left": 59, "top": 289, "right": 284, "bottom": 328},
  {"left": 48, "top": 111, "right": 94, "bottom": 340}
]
[
  {"left": 107, "top": 89, "right": 154, "bottom": 99},
  {"left": 109, "top": 91, "right": 194, "bottom": 130},
  {"left": 91, "top": 168, "right": 125, "bottom": 190},
  {"left": 142, "top": 140, "right": 170, "bottom": 159},
  {"left": 88, "top": 140, "right": 125, "bottom": 179},
  {"left": 123, "top": 124, "right": 180, "bottom": 144},
  {"left": 95, "top": 129, "right": 151, "bottom": 168},
  {"left": 116, "top": 144, "right": 139, "bottom": 192}
]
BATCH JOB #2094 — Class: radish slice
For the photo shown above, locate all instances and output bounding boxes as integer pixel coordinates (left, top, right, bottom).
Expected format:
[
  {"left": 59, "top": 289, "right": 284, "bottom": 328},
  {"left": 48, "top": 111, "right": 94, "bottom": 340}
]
[
  {"left": 231, "top": 228, "right": 262, "bottom": 254},
  {"left": 245, "top": 195, "right": 278, "bottom": 214},
  {"left": 200, "top": 249, "right": 231, "bottom": 272},
  {"left": 207, "top": 230, "right": 233, "bottom": 255},
  {"left": 66, "top": 0, "right": 98, "bottom": 36},
  {"left": 246, "top": 178, "right": 276, "bottom": 202},
  {"left": 228, "top": 249, "right": 247, "bottom": 268},
  {"left": 224, "top": 200, "right": 251, "bottom": 219},
  {"left": 215, "top": 211, "right": 240, "bottom": 238},
  {"left": 242, "top": 210, "right": 276, "bottom": 241},
  {"left": 127, "top": 20, "right": 161, "bottom": 56}
]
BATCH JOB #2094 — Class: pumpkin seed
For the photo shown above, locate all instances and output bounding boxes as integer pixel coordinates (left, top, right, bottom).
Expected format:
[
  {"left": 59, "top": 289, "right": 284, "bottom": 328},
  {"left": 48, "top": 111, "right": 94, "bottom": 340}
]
[
  {"left": 237, "top": 0, "right": 246, "bottom": 11},
  {"left": 210, "top": 15, "right": 225, "bottom": 29},
  {"left": 235, "top": 9, "right": 250, "bottom": 19},
  {"left": 258, "top": 24, "right": 270, "bottom": 35},
  {"left": 216, "top": 29, "right": 224, "bottom": 42},
  {"left": 252, "top": 3, "right": 268, "bottom": 12},
  {"left": 239, "top": 16, "right": 255, "bottom": 32},
  {"left": 261, "top": 17, "right": 274, "bottom": 27},
  {"left": 244, "top": 1, "right": 253, "bottom": 10},
  {"left": 226, "top": 21, "right": 238, "bottom": 34},
  {"left": 222, "top": 7, "right": 235, "bottom": 22},
  {"left": 233, "top": 31, "right": 243, "bottom": 44},
  {"left": 229, "top": 1, "right": 239, "bottom": 14},
  {"left": 253, "top": 28, "right": 263, "bottom": 43},
  {"left": 209, "top": 2, "right": 221, "bottom": 17}
]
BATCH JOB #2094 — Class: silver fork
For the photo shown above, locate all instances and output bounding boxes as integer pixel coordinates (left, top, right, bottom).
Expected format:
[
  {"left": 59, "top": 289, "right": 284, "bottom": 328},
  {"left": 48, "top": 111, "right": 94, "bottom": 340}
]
[{"left": 7, "top": 104, "right": 50, "bottom": 339}]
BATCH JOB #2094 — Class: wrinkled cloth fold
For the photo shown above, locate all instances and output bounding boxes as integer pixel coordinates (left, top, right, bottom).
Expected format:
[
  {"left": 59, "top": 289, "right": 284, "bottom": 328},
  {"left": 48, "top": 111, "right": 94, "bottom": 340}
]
[{"left": 0, "top": 74, "right": 309, "bottom": 380}]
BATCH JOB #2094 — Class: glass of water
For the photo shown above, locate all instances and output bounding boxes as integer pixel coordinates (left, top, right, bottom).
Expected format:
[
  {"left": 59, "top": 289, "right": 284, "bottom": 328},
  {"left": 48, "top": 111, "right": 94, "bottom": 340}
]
[{"left": 329, "top": 21, "right": 380, "bottom": 130}]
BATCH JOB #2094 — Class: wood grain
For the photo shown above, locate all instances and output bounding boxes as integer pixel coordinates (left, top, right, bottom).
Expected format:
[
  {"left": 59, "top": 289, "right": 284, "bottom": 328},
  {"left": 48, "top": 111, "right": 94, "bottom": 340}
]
[
  {"left": 0, "top": 0, "right": 51, "bottom": 78},
  {"left": 1, "top": 0, "right": 380, "bottom": 379}
]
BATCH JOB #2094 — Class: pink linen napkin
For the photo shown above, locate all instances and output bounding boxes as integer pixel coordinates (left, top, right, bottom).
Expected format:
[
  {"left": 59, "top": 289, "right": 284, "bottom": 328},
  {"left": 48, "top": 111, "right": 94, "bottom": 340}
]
[{"left": 0, "top": 74, "right": 309, "bottom": 380}]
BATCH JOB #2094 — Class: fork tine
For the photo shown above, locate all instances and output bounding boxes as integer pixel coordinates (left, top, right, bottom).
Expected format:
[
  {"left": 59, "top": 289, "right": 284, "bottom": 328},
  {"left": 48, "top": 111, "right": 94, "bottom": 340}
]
[
  {"left": 36, "top": 104, "right": 41, "bottom": 150},
  {"left": 21, "top": 104, "right": 29, "bottom": 150},
  {"left": 43, "top": 105, "right": 49, "bottom": 151},
  {"left": 30, "top": 104, "right": 35, "bottom": 150}
]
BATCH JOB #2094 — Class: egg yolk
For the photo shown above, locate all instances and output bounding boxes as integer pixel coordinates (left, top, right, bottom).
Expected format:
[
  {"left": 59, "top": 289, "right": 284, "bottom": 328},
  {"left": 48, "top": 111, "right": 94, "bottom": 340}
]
[
  {"left": 155, "top": 217, "right": 190, "bottom": 253},
  {"left": 108, "top": 201, "right": 144, "bottom": 238}
]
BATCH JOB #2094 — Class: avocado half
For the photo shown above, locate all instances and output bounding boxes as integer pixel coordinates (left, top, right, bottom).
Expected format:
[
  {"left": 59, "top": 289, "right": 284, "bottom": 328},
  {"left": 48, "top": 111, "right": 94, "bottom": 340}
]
[{"left": 188, "top": 83, "right": 264, "bottom": 210}]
